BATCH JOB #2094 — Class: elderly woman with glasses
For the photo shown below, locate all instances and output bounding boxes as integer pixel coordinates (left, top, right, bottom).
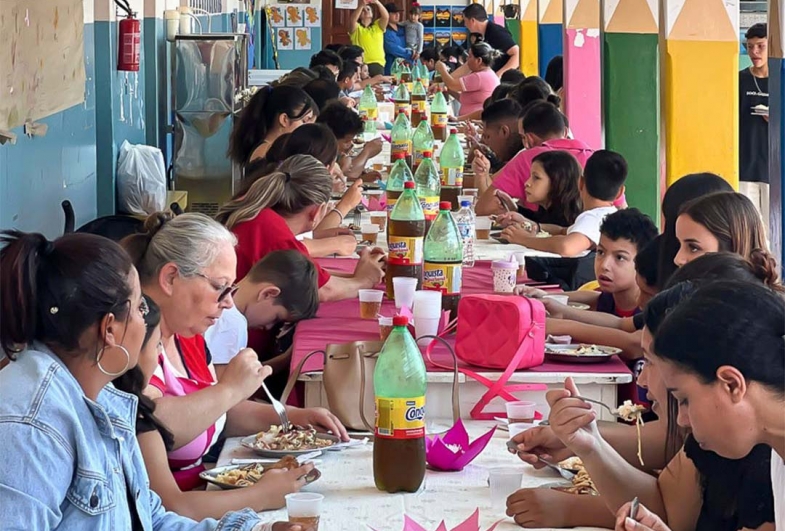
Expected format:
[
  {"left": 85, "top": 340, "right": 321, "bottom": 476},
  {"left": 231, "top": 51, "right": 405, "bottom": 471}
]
[{"left": 121, "top": 213, "right": 348, "bottom": 492}]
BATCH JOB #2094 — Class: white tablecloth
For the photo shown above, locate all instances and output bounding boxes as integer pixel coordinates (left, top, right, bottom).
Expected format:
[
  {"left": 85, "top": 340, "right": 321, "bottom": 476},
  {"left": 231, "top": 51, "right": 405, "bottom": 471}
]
[{"left": 216, "top": 421, "right": 610, "bottom": 531}]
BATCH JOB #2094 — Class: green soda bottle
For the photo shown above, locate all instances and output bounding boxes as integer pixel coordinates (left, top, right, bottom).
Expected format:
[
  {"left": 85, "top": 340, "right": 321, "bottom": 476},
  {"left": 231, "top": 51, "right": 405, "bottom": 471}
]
[
  {"left": 417, "top": 61, "right": 429, "bottom": 89},
  {"left": 387, "top": 181, "right": 425, "bottom": 298},
  {"left": 438, "top": 128, "right": 465, "bottom": 209},
  {"left": 400, "top": 62, "right": 414, "bottom": 92},
  {"left": 411, "top": 80, "right": 427, "bottom": 127},
  {"left": 359, "top": 85, "right": 378, "bottom": 134},
  {"left": 393, "top": 82, "right": 411, "bottom": 119},
  {"left": 412, "top": 119, "right": 434, "bottom": 171},
  {"left": 390, "top": 110, "right": 412, "bottom": 167},
  {"left": 372, "top": 314, "right": 427, "bottom": 493},
  {"left": 414, "top": 151, "right": 441, "bottom": 230},
  {"left": 430, "top": 91, "right": 449, "bottom": 141},
  {"left": 386, "top": 152, "right": 415, "bottom": 217},
  {"left": 424, "top": 201, "right": 463, "bottom": 319}
]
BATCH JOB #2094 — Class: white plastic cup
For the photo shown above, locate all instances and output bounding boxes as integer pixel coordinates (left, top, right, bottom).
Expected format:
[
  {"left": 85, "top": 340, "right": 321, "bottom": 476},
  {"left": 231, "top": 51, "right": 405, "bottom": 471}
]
[
  {"left": 463, "top": 188, "right": 479, "bottom": 197},
  {"left": 392, "top": 277, "right": 418, "bottom": 309},
  {"left": 475, "top": 216, "right": 492, "bottom": 230},
  {"left": 360, "top": 223, "right": 380, "bottom": 245},
  {"left": 178, "top": 6, "right": 192, "bottom": 35},
  {"left": 285, "top": 492, "right": 324, "bottom": 528},
  {"left": 543, "top": 294, "right": 569, "bottom": 306},
  {"left": 165, "top": 10, "right": 180, "bottom": 42},
  {"left": 413, "top": 290, "right": 442, "bottom": 318},
  {"left": 492, "top": 260, "right": 518, "bottom": 293},
  {"left": 415, "top": 316, "right": 440, "bottom": 345},
  {"left": 506, "top": 400, "right": 536, "bottom": 423},
  {"left": 488, "top": 467, "right": 523, "bottom": 510}
]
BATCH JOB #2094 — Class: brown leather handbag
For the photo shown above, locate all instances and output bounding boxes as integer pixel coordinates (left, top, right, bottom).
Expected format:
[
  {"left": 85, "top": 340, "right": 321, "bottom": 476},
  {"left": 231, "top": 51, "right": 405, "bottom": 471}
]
[{"left": 281, "top": 336, "right": 460, "bottom": 432}]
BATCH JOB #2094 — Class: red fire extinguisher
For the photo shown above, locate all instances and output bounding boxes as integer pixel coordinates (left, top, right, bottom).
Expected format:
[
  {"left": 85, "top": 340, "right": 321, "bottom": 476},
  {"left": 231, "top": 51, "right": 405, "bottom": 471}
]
[{"left": 118, "top": 13, "right": 141, "bottom": 72}]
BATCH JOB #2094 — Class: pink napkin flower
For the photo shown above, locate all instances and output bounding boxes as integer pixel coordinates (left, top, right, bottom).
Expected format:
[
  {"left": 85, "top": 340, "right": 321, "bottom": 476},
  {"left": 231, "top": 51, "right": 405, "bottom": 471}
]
[
  {"left": 372, "top": 509, "right": 501, "bottom": 531},
  {"left": 425, "top": 419, "right": 496, "bottom": 472}
]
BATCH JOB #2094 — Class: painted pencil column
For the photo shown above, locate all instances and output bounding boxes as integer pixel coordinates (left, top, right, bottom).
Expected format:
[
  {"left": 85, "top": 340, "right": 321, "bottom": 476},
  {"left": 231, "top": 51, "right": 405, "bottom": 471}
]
[
  {"left": 661, "top": 0, "right": 740, "bottom": 188},
  {"left": 519, "top": 0, "right": 539, "bottom": 76},
  {"left": 538, "top": 0, "right": 563, "bottom": 78},
  {"left": 563, "top": 0, "right": 601, "bottom": 149},
  {"left": 602, "top": 0, "right": 660, "bottom": 221},
  {"left": 768, "top": 0, "right": 784, "bottom": 264}
]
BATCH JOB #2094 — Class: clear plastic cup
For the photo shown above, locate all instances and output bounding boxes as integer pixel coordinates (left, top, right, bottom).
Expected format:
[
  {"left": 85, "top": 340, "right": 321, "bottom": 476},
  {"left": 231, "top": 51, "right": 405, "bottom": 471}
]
[
  {"left": 361, "top": 224, "right": 380, "bottom": 245},
  {"left": 508, "top": 422, "right": 535, "bottom": 439},
  {"left": 285, "top": 492, "right": 324, "bottom": 530},
  {"left": 379, "top": 316, "right": 394, "bottom": 341},
  {"left": 370, "top": 211, "right": 387, "bottom": 231},
  {"left": 358, "top": 289, "right": 384, "bottom": 319},
  {"left": 392, "top": 277, "right": 418, "bottom": 309},
  {"left": 476, "top": 216, "right": 492, "bottom": 240},
  {"left": 506, "top": 401, "right": 536, "bottom": 423},
  {"left": 543, "top": 294, "right": 569, "bottom": 306},
  {"left": 488, "top": 467, "right": 523, "bottom": 510}
]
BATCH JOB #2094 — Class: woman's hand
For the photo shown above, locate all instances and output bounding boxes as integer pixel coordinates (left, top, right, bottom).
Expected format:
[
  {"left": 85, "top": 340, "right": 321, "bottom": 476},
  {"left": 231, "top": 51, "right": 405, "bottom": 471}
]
[
  {"left": 495, "top": 211, "right": 527, "bottom": 228},
  {"left": 506, "top": 488, "right": 576, "bottom": 528},
  {"left": 362, "top": 138, "right": 384, "bottom": 158},
  {"left": 287, "top": 407, "right": 350, "bottom": 441},
  {"left": 614, "top": 502, "right": 672, "bottom": 531},
  {"left": 513, "top": 285, "right": 548, "bottom": 299},
  {"left": 542, "top": 299, "right": 568, "bottom": 319},
  {"left": 217, "top": 349, "right": 272, "bottom": 403},
  {"left": 471, "top": 149, "right": 491, "bottom": 176},
  {"left": 546, "top": 377, "right": 601, "bottom": 457},
  {"left": 338, "top": 178, "right": 364, "bottom": 210},
  {"left": 500, "top": 224, "right": 532, "bottom": 245},
  {"left": 251, "top": 463, "right": 314, "bottom": 510},
  {"left": 328, "top": 235, "right": 360, "bottom": 256},
  {"left": 312, "top": 227, "right": 354, "bottom": 239},
  {"left": 508, "top": 425, "right": 574, "bottom": 467}
]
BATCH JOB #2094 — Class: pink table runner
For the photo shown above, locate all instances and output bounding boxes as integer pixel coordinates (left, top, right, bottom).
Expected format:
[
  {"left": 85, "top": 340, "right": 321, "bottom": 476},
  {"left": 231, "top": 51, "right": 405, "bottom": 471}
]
[{"left": 291, "top": 259, "right": 632, "bottom": 377}]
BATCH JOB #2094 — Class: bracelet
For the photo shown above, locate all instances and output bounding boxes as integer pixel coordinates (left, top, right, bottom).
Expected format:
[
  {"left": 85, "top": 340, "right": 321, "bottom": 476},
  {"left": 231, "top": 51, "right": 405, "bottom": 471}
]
[{"left": 330, "top": 207, "right": 344, "bottom": 223}]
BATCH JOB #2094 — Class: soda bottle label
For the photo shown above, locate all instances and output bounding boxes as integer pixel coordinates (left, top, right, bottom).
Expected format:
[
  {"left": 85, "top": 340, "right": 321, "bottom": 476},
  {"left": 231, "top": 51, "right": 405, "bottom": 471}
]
[
  {"left": 423, "top": 262, "right": 462, "bottom": 295},
  {"left": 394, "top": 102, "right": 411, "bottom": 117},
  {"left": 388, "top": 236, "right": 424, "bottom": 264},
  {"left": 441, "top": 168, "right": 463, "bottom": 187},
  {"left": 405, "top": 82, "right": 413, "bottom": 92},
  {"left": 391, "top": 140, "right": 412, "bottom": 159},
  {"left": 413, "top": 149, "right": 428, "bottom": 168},
  {"left": 360, "top": 108, "right": 378, "bottom": 121},
  {"left": 412, "top": 100, "right": 426, "bottom": 113},
  {"left": 419, "top": 196, "right": 439, "bottom": 219},
  {"left": 375, "top": 396, "right": 425, "bottom": 439},
  {"left": 386, "top": 197, "right": 397, "bottom": 213},
  {"left": 431, "top": 112, "right": 448, "bottom": 127}
]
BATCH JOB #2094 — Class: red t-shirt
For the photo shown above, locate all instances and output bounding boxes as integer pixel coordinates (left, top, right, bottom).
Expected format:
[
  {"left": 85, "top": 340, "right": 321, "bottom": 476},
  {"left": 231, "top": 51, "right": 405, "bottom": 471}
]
[{"left": 232, "top": 208, "right": 331, "bottom": 287}]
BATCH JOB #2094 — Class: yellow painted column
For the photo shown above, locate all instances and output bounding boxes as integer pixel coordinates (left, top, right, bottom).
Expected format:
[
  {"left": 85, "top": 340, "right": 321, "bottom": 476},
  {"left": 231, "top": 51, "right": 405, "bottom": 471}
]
[
  {"left": 519, "top": 0, "right": 539, "bottom": 76},
  {"left": 661, "top": 0, "right": 740, "bottom": 188}
]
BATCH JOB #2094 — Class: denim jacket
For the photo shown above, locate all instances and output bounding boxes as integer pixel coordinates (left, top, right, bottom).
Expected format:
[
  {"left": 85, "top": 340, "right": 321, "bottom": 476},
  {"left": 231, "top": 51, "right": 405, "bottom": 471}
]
[{"left": 0, "top": 345, "right": 262, "bottom": 531}]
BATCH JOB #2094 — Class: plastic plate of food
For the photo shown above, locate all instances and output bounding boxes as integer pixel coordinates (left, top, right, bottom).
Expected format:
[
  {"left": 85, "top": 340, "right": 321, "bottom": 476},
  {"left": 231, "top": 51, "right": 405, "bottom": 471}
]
[
  {"left": 544, "top": 343, "right": 622, "bottom": 364},
  {"left": 241, "top": 425, "right": 340, "bottom": 457},
  {"left": 200, "top": 456, "right": 321, "bottom": 490}
]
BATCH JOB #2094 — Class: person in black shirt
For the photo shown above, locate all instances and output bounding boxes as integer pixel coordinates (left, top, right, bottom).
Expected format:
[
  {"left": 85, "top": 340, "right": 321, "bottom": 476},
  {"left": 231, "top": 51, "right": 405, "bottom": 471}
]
[
  {"left": 738, "top": 23, "right": 770, "bottom": 234},
  {"left": 461, "top": 3, "right": 519, "bottom": 75}
]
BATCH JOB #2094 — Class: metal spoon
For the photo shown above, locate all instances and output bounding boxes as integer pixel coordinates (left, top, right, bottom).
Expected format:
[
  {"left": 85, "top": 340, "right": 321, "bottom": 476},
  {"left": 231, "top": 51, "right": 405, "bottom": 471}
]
[{"left": 506, "top": 439, "right": 576, "bottom": 481}]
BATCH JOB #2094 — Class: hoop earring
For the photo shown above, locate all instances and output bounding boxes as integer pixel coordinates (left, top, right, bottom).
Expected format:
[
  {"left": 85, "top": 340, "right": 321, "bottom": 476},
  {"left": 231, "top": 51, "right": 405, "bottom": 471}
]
[{"left": 96, "top": 345, "right": 131, "bottom": 377}]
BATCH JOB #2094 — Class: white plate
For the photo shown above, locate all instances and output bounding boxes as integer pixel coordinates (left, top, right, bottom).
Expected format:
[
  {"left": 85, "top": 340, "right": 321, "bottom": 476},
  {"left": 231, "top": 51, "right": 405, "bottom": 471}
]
[
  {"left": 240, "top": 433, "right": 341, "bottom": 457},
  {"left": 200, "top": 463, "right": 321, "bottom": 490}
]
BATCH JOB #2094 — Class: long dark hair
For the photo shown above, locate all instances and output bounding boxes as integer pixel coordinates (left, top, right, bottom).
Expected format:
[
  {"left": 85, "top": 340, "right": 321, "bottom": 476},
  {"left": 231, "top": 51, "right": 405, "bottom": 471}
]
[
  {"left": 112, "top": 296, "right": 175, "bottom": 450},
  {"left": 1, "top": 231, "right": 133, "bottom": 360},
  {"left": 657, "top": 173, "right": 732, "bottom": 288},
  {"left": 531, "top": 150, "right": 582, "bottom": 225},
  {"left": 228, "top": 85, "right": 317, "bottom": 165}
]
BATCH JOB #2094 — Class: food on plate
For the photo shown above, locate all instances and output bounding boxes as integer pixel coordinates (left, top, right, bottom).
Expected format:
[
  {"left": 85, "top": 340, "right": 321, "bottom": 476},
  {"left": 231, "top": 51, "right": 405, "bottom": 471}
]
[
  {"left": 554, "top": 457, "right": 597, "bottom": 495},
  {"left": 615, "top": 400, "right": 646, "bottom": 466},
  {"left": 251, "top": 425, "right": 335, "bottom": 451},
  {"left": 214, "top": 455, "right": 299, "bottom": 487}
]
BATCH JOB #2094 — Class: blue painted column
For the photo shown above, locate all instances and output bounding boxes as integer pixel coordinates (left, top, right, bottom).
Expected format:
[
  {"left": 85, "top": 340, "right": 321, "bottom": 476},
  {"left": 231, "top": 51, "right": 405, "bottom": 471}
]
[
  {"left": 768, "top": 0, "right": 784, "bottom": 267},
  {"left": 537, "top": 0, "right": 563, "bottom": 77}
]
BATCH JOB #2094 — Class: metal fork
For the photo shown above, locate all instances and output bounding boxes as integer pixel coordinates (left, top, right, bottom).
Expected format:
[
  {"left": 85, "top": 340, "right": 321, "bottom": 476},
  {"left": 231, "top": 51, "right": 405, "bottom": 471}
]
[
  {"left": 539, "top": 396, "right": 621, "bottom": 427},
  {"left": 505, "top": 440, "right": 575, "bottom": 480},
  {"left": 260, "top": 381, "right": 293, "bottom": 433}
]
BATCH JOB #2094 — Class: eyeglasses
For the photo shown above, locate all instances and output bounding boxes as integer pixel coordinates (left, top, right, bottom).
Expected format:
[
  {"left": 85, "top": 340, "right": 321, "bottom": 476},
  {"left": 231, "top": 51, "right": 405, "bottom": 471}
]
[{"left": 193, "top": 272, "right": 238, "bottom": 303}]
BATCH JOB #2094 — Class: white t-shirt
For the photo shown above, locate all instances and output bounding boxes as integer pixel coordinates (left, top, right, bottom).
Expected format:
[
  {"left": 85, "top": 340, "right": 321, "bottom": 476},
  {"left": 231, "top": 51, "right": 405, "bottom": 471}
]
[
  {"left": 204, "top": 305, "right": 248, "bottom": 365},
  {"left": 773, "top": 448, "right": 785, "bottom": 530},
  {"left": 566, "top": 206, "right": 618, "bottom": 256}
]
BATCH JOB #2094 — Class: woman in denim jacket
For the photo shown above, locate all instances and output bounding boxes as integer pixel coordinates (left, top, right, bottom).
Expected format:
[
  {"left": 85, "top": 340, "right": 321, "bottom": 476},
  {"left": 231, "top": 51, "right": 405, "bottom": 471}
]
[{"left": 0, "top": 231, "right": 300, "bottom": 531}]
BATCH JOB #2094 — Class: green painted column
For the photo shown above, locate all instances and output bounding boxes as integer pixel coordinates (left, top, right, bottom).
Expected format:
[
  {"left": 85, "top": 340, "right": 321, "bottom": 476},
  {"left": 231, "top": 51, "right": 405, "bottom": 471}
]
[
  {"left": 602, "top": 0, "right": 661, "bottom": 223},
  {"left": 505, "top": 17, "right": 521, "bottom": 46}
]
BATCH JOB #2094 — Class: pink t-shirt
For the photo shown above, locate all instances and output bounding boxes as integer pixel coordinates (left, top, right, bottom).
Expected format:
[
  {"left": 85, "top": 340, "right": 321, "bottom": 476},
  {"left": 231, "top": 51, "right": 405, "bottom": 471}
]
[
  {"left": 459, "top": 69, "right": 500, "bottom": 116},
  {"left": 492, "top": 139, "right": 627, "bottom": 211}
]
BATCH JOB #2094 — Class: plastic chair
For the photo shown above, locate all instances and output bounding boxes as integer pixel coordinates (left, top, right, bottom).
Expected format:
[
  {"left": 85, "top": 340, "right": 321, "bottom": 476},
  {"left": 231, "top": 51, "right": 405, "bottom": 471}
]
[{"left": 578, "top": 280, "right": 600, "bottom": 292}]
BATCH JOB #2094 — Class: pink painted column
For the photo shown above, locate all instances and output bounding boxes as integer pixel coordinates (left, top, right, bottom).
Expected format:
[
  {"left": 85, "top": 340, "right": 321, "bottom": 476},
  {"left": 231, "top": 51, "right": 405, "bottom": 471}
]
[{"left": 563, "top": 0, "right": 603, "bottom": 149}]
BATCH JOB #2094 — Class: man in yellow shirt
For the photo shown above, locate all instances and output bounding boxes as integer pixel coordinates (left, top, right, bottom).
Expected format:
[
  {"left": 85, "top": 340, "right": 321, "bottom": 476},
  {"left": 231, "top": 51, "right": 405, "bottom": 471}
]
[{"left": 349, "top": 0, "right": 389, "bottom": 77}]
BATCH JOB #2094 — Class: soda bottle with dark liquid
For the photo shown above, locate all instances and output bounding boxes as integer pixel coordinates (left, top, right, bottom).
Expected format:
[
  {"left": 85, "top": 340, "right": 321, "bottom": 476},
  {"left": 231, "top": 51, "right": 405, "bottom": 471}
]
[
  {"left": 438, "top": 128, "right": 464, "bottom": 210},
  {"left": 385, "top": 152, "right": 414, "bottom": 215},
  {"left": 390, "top": 110, "right": 412, "bottom": 167},
  {"left": 430, "top": 91, "right": 449, "bottom": 142},
  {"left": 412, "top": 119, "right": 434, "bottom": 172},
  {"left": 393, "top": 82, "right": 411, "bottom": 119},
  {"left": 424, "top": 201, "right": 463, "bottom": 319},
  {"left": 411, "top": 80, "right": 427, "bottom": 127},
  {"left": 373, "top": 315, "right": 427, "bottom": 493},
  {"left": 414, "top": 150, "right": 440, "bottom": 233},
  {"left": 386, "top": 181, "right": 425, "bottom": 298}
]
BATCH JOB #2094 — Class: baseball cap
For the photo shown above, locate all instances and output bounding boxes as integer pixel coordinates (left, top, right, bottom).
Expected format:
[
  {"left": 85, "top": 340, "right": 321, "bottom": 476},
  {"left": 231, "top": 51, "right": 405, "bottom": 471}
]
[{"left": 384, "top": 3, "right": 401, "bottom": 13}]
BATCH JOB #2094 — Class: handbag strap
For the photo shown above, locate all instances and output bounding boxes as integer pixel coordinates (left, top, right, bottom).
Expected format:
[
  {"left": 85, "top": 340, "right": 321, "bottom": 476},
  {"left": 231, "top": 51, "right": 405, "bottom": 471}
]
[
  {"left": 417, "top": 334, "right": 461, "bottom": 425},
  {"left": 358, "top": 346, "right": 380, "bottom": 432},
  {"left": 280, "top": 349, "right": 326, "bottom": 404}
]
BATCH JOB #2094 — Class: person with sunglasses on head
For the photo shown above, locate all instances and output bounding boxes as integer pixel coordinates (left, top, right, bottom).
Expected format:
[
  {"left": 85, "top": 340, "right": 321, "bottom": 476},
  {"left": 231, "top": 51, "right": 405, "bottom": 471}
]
[{"left": 121, "top": 213, "right": 349, "bottom": 492}]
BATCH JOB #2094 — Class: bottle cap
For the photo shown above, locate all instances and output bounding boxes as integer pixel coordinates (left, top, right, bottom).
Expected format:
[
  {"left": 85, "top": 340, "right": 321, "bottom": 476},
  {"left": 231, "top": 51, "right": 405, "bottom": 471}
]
[
  {"left": 460, "top": 200, "right": 471, "bottom": 207},
  {"left": 450, "top": 128, "right": 458, "bottom": 134},
  {"left": 393, "top": 315, "right": 409, "bottom": 327},
  {"left": 423, "top": 151, "right": 432, "bottom": 157},
  {"left": 439, "top": 201, "right": 452, "bottom": 211},
  {"left": 404, "top": 181, "right": 415, "bottom": 189},
  {"left": 394, "top": 152, "right": 406, "bottom": 159}
]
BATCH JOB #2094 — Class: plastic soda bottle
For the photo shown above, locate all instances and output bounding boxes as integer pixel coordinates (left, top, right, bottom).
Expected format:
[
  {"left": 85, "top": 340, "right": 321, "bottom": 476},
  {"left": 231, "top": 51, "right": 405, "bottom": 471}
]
[
  {"left": 455, "top": 200, "right": 476, "bottom": 268},
  {"left": 424, "top": 202, "right": 463, "bottom": 318},
  {"left": 438, "top": 128, "right": 464, "bottom": 209},
  {"left": 390, "top": 111, "right": 412, "bottom": 166},
  {"left": 414, "top": 151, "right": 441, "bottom": 230},
  {"left": 359, "top": 85, "right": 378, "bottom": 134},
  {"left": 411, "top": 80, "right": 427, "bottom": 127},
  {"left": 430, "top": 91, "right": 449, "bottom": 141},
  {"left": 373, "top": 315, "right": 427, "bottom": 493},
  {"left": 385, "top": 152, "right": 414, "bottom": 216},
  {"left": 386, "top": 181, "right": 425, "bottom": 297},
  {"left": 393, "top": 82, "right": 411, "bottom": 118},
  {"left": 411, "top": 119, "right": 434, "bottom": 171}
]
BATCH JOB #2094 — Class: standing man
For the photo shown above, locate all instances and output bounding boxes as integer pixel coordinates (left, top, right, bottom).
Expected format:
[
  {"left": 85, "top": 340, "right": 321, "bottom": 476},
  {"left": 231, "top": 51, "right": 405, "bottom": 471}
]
[
  {"left": 383, "top": 3, "right": 413, "bottom": 74},
  {"left": 739, "top": 23, "right": 770, "bottom": 233},
  {"left": 461, "top": 4, "right": 519, "bottom": 77}
]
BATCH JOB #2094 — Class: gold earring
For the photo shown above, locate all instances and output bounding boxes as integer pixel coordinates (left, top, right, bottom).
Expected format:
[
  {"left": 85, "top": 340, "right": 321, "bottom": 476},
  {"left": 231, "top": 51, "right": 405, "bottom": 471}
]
[{"left": 96, "top": 345, "right": 131, "bottom": 377}]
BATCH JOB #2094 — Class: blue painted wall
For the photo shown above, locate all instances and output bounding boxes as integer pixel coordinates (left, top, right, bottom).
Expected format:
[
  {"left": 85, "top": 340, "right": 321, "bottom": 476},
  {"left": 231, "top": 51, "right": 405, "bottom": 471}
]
[
  {"left": 538, "top": 24, "right": 562, "bottom": 79},
  {"left": 0, "top": 25, "right": 98, "bottom": 238}
]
